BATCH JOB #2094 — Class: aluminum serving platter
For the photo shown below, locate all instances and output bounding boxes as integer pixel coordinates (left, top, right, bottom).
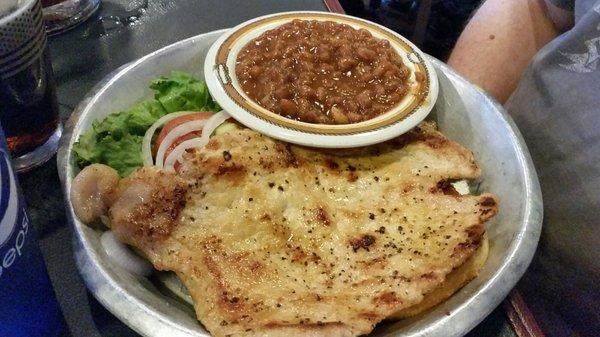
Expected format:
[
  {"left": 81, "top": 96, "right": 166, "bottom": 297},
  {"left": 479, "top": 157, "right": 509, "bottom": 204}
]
[{"left": 57, "top": 28, "right": 543, "bottom": 337}]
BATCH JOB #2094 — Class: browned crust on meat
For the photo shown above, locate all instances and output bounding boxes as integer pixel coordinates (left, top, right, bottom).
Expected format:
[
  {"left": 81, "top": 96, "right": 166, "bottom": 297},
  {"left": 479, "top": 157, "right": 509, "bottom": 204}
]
[
  {"left": 431, "top": 179, "right": 460, "bottom": 196},
  {"left": 374, "top": 292, "right": 402, "bottom": 307},
  {"left": 349, "top": 234, "right": 376, "bottom": 252},
  {"left": 109, "top": 168, "right": 187, "bottom": 249},
  {"left": 263, "top": 321, "right": 346, "bottom": 330},
  {"left": 107, "top": 123, "right": 498, "bottom": 337},
  {"left": 315, "top": 206, "right": 332, "bottom": 226}
]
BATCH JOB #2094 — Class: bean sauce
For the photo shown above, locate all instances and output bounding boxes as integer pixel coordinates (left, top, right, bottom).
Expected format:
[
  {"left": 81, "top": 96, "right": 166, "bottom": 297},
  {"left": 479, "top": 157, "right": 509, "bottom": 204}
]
[{"left": 236, "top": 20, "right": 410, "bottom": 124}]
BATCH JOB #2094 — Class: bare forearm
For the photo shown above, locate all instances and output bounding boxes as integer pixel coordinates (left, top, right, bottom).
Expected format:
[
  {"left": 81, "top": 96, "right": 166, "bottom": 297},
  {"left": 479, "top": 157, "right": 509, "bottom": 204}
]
[{"left": 448, "top": 0, "right": 560, "bottom": 103}]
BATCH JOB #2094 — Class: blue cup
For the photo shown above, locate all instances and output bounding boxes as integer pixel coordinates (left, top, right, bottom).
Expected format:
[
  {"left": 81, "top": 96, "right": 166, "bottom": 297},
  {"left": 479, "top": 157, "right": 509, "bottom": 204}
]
[{"left": 0, "top": 125, "right": 67, "bottom": 337}]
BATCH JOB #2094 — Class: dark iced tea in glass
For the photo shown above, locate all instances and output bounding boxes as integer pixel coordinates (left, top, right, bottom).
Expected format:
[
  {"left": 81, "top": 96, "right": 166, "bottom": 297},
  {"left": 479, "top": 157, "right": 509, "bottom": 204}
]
[
  {"left": 0, "top": 48, "right": 60, "bottom": 158},
  {"left": 0, "top": 0, "right": 62, "bottom": 172}
]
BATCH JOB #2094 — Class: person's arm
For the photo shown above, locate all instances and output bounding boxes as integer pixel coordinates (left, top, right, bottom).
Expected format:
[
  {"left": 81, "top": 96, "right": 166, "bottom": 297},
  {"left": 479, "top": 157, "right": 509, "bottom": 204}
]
[{"left": 447, "top": 0, "right": 574, "bottom": 103}]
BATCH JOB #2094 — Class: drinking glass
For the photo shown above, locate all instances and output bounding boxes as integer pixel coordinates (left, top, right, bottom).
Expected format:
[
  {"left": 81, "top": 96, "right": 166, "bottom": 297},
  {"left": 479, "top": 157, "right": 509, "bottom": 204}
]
[
  {"left": 0, "top": 0, "right": 62, "bottom": 172},
  {"left": 42, "top": 0, "right": 100, "bottom": 34}
]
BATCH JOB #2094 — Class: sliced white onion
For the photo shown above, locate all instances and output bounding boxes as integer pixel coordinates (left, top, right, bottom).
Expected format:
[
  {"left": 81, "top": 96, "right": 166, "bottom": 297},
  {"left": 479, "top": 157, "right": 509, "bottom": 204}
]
[
  {"left": 155, "top": 119, "right": 208, "bottom": 169},
  {"left": 142, "top": 111, "right": 201, "bottom": 167},
  {"left": 199, "top": 110, "right": 230, "bottom": 146},
  {"left": 99, "top": 215, "right": 111, "bottom": 228},
  {"left": 163, "top": 138, "right": 206, "bottom": 172},
  {"left": 452, "top": 180, "right": 470, "bottom": 195},
  {"left": 156, "top": 272, "right": 194, "bottom": 305},
  {"left": 163, "top": 111, "right": 230, "bottom": 171},
  {"left": 100, "top": 231, "right": 153, "bottom": 276}
]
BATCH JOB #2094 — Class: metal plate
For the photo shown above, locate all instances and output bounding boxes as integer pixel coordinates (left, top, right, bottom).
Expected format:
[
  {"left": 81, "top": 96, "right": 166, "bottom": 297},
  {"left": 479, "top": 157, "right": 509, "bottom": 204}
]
[{"left": 57, "top": 29, "right": 543, "bottom": 337}]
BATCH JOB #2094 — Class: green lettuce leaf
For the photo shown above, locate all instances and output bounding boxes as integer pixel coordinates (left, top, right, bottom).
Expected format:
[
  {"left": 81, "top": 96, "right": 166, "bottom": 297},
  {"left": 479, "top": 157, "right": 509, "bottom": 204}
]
[
  {"left": 73, "top": 71, "right": 217, "bottom": 177},
  {"left": 98, "top": 134, "right": 144, "bottom": 178},
  {"left": 72, "top": 129, "right": 100, "bottom": 167},
  {"left": 125, "top": 100, "right": 167, "bottom": 135},
  {"left": 92, "top": 110, "right": 130, "bottom": 140},
  {"left": 150, "top": 71, "right": 220, "bottom": 113}
]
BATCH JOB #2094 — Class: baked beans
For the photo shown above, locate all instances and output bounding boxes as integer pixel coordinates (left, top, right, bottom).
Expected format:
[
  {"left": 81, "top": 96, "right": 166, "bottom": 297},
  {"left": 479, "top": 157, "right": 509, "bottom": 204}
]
[{"left": 236, "top": 20, "right": 411, "bottom": 125}]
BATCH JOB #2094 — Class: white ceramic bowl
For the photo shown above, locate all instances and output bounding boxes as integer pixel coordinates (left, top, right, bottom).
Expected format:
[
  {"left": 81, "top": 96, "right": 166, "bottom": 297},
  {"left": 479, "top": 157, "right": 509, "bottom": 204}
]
[{"left": 204, "top": 12, "right": 438, "bottom": 148}]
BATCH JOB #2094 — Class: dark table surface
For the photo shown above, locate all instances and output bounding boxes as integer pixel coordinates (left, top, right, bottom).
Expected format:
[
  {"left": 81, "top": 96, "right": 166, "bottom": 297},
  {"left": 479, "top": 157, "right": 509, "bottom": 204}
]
[{"left": 20, "top": 1, "right": 515, "bottom": 336}]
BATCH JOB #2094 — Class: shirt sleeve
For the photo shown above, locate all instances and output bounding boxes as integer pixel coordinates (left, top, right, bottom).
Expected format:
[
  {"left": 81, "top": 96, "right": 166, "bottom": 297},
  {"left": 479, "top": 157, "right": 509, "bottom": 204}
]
[{"left": 547, "top": 0, "right": 575, "bottom": 11}]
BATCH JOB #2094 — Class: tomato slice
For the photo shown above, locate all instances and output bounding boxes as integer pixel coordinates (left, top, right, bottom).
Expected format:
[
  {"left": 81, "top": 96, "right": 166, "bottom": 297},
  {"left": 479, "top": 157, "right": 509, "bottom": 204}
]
[{"left": 153, "top": 112, "right": 214, "bottom": 159}]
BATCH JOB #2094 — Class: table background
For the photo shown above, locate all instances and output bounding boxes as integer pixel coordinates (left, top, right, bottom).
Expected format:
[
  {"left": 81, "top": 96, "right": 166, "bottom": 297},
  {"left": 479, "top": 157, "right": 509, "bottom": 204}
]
[{"left": 20, "top": 1, "right": 515, "bottom": 336}]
